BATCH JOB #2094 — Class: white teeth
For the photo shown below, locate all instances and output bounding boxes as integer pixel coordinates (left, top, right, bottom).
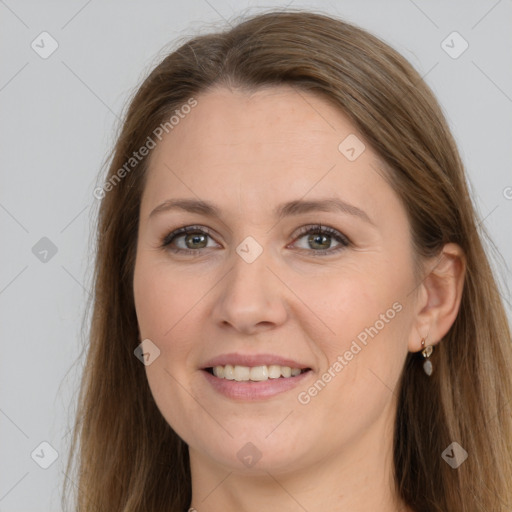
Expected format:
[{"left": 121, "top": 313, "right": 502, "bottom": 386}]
[
  {"left": 213, "top": 366, "right": 224, "bottom": 378},
  {"left": 280, "top": 366, "right": 292, "bottom": 378},
  {"left": 249, "top": 365, "right": 268, "bottom": 381},
  {"left": 234, "top": 365, "right": 250, "bottom": 381},
  {"left": 210, "top": 364, "right": 306, "bottom": 381},
  {"left": 268, "top": 365, "right": 282, "bottom": 379},
  {"left": 224, "top": 364, "right": 235, "bottom": 380}
]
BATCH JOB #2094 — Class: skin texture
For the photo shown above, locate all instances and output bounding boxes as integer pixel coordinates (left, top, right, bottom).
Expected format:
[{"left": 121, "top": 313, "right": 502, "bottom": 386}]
[{"left": 133, "top": 85, "right": 465, "bottom": 512}]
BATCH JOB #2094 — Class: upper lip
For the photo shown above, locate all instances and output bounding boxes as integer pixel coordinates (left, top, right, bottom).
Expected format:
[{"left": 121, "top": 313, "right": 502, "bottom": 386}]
[{"left": 201, "top": 353, "right": 311, "bottom": 370}]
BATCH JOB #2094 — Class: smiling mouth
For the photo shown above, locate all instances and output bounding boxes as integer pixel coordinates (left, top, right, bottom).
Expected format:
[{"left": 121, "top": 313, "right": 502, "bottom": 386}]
[{"left": 204, "top": 364, "right": 312, "bottom": 382}]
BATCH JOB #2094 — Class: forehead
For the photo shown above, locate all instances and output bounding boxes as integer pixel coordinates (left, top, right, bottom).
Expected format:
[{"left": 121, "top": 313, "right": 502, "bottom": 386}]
[
  {"left": 151, "top": 85, "right": 356, "bottom": 165},
  {"left": 140, "top": 85, "right": 395, "bottom": 223}
]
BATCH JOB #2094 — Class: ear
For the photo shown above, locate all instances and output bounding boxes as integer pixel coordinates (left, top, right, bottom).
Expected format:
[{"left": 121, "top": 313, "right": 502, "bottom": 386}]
[{"left": 408, "top": 243, "right": 466, "bottom": 352}]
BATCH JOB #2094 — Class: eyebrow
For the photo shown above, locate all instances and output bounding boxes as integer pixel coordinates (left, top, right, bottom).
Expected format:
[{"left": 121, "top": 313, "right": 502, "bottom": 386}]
[{"left": 149, "top": 197, "right": 374, "bottom": 225}]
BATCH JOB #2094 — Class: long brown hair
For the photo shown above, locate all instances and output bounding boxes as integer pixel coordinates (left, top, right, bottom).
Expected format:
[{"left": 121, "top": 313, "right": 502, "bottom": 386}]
[{"left": 63, "top": 9, "right": 512, "bottom": 512}]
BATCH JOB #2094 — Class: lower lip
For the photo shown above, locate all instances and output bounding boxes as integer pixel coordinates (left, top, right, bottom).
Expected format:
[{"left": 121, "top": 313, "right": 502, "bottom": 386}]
[{"left": 202, "top": 369, "right": 312, "bottom": 400}]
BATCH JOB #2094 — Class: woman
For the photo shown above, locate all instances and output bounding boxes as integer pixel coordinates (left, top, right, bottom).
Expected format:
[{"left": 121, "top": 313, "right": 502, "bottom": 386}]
[{"left": 64, "top": 9, "right": 512, "bottom": 512}]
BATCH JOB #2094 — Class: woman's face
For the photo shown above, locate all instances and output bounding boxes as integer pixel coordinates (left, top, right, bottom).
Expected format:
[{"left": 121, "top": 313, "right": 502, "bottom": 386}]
[{"left": 133, "top": 85, "right": 422, "bottom": 473}]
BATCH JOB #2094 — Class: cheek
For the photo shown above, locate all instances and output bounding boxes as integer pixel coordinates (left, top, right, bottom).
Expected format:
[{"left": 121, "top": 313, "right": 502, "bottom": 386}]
[
  {"left": 133, "top": 256, "right": 204, "bottom": 437},
  {"left": 133, "top": 253, "right": 204, "bottom": 342},
  {"left": 301, "top": 262, "right": 405, "bottom": 346},
  {"left": 133, "top": 254, "right": 199, "bottom": 408},
  {"left": 296, "top": 284, "right": 410, "bottom": 442},
  {"left": 299, "top": 258, "right": 412, "bottom": 409}
]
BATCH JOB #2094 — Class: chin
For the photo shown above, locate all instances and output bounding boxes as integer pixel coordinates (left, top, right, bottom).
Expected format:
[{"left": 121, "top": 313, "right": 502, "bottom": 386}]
[{"left": 188, "top": 429, "right": 315, "bottom": 476}]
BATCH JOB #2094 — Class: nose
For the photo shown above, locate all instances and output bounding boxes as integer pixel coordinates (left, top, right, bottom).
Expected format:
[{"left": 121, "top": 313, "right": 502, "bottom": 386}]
[{"left": 210, "top": 246, "right": 289, "bottom": 335}]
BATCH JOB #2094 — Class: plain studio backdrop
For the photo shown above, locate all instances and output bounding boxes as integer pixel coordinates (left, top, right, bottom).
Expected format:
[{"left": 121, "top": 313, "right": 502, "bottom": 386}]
[{"left": 1, "top": 1, "right": 511, "bottom": 510}]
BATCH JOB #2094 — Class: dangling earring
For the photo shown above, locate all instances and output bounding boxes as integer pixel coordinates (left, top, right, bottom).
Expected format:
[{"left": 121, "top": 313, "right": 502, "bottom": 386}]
[{"left": 421, "top": 337, "right": 434, "bottom": 376}]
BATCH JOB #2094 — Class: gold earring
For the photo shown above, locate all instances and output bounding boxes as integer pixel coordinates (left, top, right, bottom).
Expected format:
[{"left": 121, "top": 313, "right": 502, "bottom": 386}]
[{"left": 421, "top": 337, "right": 434, "bottom": 376}]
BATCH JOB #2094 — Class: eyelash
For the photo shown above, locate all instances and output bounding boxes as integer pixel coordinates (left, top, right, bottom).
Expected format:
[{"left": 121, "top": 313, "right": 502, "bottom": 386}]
[{"left": 159, "top": 224, "right": 350, "bottom": 257}]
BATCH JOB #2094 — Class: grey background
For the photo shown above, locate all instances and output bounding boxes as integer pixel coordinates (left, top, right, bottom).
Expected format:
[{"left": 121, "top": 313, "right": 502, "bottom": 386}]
[{"left": 1, "top": 1, "right": 511, "bottom": 510}]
